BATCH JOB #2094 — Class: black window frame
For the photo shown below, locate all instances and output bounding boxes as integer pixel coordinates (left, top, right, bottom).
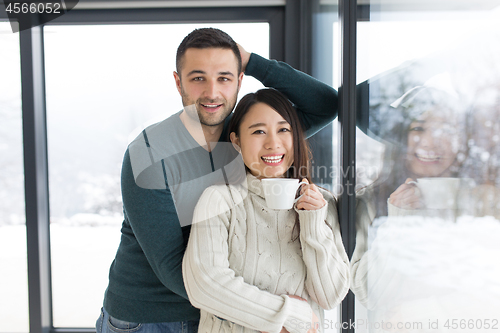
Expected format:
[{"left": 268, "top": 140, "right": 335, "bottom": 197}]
[{"left": 1, "top": 1, "right": 359, "bottom": 332}]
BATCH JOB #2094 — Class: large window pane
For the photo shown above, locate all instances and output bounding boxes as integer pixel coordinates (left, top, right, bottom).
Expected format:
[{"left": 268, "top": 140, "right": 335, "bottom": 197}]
[
  {"left": 44, "top": 22, "right": 268, "bottom": 328},
  {"left": 0, "top": 22, "right": 29, "bottom": 333},
  {"left": 352, "top": 2, "right": 500, "bottom": 332}
]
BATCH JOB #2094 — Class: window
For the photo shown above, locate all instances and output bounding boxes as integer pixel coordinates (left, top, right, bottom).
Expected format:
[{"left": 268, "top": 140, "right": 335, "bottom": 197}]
[
  {"left": 352, "top": 3, "right": 500, "bottom": 331},
  {"left": 14, "top": 1, "right": 500, "bottom": 332},
  {"left": 0, "top": 21, "right": 29, "bottom": 333},
  {"left": 44, "top": 22, "right": 269, "bottom": 328}
]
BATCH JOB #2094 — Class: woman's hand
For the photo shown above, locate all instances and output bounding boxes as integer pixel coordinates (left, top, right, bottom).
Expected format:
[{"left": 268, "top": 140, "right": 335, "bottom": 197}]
[
  {"left": 388, "top": 178, "right": 423, "bottom": 209},
  {"left": 237, "top": 43, "right": 251, "bottom": 73},
  {"left": 295, "top": 179, "right": 327, "bottom": 211}
]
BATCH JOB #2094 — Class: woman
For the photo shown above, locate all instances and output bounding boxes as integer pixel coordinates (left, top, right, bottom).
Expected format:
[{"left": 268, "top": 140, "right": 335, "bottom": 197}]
[{"left": 182, "top": 88, "right": 350, "bottom": 333}]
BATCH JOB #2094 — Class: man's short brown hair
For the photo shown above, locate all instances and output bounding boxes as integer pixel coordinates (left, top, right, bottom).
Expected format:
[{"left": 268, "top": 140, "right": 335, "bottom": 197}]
[{"left": 176, "top": 28, "right": 242, "bottom": 74}]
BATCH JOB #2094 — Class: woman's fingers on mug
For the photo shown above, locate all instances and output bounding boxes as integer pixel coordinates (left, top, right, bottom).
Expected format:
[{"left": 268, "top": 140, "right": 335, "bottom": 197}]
[
  {"left": 296, "top": 199, "right": 320, "bottom": 211},
  {"left": 296, "top": 186, "right": 326, "bottom": 210},
  {"left": 391, "top": 180, "right": 415, "bottom": 197},
  {"left": 404, "top": 177, "right": 416, "bottom": 185},
  {"left": 300, "top": 182, "right": 321, "bottom": 196},
  {"left": 389, "top": 184, "right": 423, "bottom": 209}
]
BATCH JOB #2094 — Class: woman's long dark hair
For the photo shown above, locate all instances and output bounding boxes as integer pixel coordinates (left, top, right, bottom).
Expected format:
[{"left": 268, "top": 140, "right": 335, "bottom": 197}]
[{"left": 228, "top": 88, "right": 312, "bottom": 182}]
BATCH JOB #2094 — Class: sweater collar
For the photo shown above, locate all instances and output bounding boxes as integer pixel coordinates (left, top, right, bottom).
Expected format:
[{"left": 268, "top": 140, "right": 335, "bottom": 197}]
[{"left": 246, "top": 173, "right": 266, "bottom": 199}]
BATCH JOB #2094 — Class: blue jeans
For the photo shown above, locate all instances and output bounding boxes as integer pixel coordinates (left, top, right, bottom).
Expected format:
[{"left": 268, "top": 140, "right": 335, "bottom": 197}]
[{"left": 96, "top": 308, "right": 199, "bottom": 333}]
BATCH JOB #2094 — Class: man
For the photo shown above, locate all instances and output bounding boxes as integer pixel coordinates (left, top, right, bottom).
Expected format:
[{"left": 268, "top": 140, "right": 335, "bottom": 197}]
[{"left": 96, "top": 28, "right": 338, "bottom": 333}]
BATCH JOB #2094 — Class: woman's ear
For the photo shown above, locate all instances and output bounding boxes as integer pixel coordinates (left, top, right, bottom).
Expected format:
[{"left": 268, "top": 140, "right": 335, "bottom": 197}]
[{"left": 230, "top": 132, "right": 241, "bottom": 152}]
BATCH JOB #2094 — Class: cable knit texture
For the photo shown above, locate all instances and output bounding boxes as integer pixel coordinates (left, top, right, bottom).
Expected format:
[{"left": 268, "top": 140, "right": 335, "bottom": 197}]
[{"left": 183, "top": 173, "right": 350, "bottom": 333}]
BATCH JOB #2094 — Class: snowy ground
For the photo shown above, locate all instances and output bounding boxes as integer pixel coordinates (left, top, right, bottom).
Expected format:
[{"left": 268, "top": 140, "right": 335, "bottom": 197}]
[
  {"left": 1, "top": 223, "right": 340, "bottom": 332},
  {"left": 358, "top": 215, "right": 500, "bottom": 332},
  {"left": 4, "top": 214, "right": 499, "bottom": 332},
  {"left": 1, "top": 223, "right": 122, "bottom": 331},
  {"left": 1, "top": 225, "right": 29, "bottom": 332}
]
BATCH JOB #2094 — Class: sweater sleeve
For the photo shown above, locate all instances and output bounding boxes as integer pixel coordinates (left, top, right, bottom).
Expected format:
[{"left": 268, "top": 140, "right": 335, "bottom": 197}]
[
  {"left": 245, "top": 53, "right": 338, "bottom": 138},
  {"left": 121, "top": 148, "right": 189, "bottom": 299},
  {"left": 183, "top": 187, "right": 313, "bottom": 333},
  {"left": 295, "top": 191, "right": 350, "bottom": 310},
  {"left": 349, "top": 190, "right": 377, "bottom": 307}
]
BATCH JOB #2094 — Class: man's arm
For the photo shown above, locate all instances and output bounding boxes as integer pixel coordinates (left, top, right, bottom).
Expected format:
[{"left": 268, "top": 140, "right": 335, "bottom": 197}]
[
  {"left": 239, "top": 45, "right": 337, "bottom": 138},
  {"left": 240, "top": 45, "right": 371, "bottom": 136}
]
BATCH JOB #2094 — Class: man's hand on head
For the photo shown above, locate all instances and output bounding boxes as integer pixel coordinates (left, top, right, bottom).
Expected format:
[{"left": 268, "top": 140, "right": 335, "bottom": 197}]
[{"left": 237, "top": 44, "right": 251, "bottom": 73}]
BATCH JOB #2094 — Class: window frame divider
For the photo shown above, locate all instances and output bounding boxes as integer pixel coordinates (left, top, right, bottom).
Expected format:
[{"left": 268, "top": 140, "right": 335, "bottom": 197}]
[
  {"left": 338, "top": 0, "right": 357, "bottom": 332},
  {"left": 20, "top": 17, "right": 53, "bottom": 333}
]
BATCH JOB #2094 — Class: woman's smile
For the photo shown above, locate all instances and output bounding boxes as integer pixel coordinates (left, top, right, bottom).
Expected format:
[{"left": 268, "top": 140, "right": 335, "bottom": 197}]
[
  {"left": 406, "top": 114, "right": 458, "bottom": 178},
  {"left": 414, "top": 149, "right": 443, "bottom": 163},
  {"left": 261, "top": 154, "right": 285, "bottom": 165}
]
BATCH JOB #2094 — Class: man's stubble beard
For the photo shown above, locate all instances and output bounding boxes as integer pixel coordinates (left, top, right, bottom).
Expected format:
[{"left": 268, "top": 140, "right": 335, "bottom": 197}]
[{"left": 180, "top": 86, "right": 238, "bottom": 127}]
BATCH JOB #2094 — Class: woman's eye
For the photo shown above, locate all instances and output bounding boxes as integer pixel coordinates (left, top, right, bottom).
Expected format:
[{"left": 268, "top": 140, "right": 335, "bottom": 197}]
[
  {"left": 252, "top": 130, "right": 265, "bottom": 134},
  {"left": 279, "top": 127, "right": 291, "bottom": 133},
  {"left": 409, "top": 126, "right": 424, "bottom": 132}
]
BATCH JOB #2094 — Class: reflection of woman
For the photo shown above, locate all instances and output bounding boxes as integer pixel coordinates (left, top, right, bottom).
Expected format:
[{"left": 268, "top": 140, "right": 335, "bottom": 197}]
[
  {"left": 388, "top": 108, "right": 462, "bottom": 210},
  {"left": 350, "top": 86, "right": 478, "bottom": 330},
  {"left": 183, "top": 88, "right": 349, "bottom": 333},
  {"left": 372, "top": 86, "right": 468, "bottom": 215}
]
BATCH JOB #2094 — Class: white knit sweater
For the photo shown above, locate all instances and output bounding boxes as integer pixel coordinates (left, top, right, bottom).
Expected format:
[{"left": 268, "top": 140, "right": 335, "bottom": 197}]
[{"left": 183, "top": 173, "right": 350, "bottom": 333}]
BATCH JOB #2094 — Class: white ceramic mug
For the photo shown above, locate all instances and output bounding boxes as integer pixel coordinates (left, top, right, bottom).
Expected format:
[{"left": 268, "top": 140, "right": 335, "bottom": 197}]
[
  {"left": 261, "top": 178, "right": 307, "bottom": 210},
  {"left": 408, "top": 177, "right": 460, "bottom": 209}
]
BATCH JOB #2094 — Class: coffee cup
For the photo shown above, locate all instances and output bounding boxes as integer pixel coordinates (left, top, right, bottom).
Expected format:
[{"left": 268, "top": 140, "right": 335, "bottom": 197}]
[
  {"left": 261, "top": 178, "right": 307, "bottom": 210},
  {"left": 407, "top": 177, "right": 460, "bottom": 210}
]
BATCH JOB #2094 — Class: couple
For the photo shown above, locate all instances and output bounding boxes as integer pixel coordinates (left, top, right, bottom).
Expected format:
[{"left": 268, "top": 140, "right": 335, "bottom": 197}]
[{"left": 96, "top": 28, "right": 349, "bottom": 333}]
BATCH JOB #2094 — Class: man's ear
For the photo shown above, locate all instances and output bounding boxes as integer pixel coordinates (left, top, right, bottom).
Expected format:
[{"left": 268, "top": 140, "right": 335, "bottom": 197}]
[
  {"left": 230, "top": 132, "right": 241, "bottom": 152},
  {"left": 173, "top": 71, "right": 182, "bottom": 95},
  {"left": 237, "top": 72, "right": 244, "bottom": 91}
]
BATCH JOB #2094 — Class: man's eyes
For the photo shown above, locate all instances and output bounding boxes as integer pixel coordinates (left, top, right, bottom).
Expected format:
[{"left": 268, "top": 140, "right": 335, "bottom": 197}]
[{"left": 191, "top": 77, "right": 230, "bottom": 82}]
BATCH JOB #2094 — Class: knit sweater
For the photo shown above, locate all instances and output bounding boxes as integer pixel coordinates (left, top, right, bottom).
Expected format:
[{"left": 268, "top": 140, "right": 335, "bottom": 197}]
[
  {"left": 183, "top": 173, "right": 350, "bottom": 333},
  {"left": 102, "top": 53, "right": 340, "bottom": 323}
]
